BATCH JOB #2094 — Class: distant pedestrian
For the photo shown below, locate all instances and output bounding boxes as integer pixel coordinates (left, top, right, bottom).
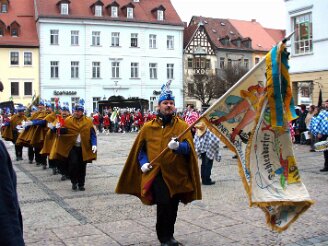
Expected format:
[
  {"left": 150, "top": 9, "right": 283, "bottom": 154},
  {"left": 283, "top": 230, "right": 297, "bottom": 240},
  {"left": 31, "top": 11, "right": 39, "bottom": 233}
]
[{"left": 194, "top": 121, "right": 221, "bottom": 185}]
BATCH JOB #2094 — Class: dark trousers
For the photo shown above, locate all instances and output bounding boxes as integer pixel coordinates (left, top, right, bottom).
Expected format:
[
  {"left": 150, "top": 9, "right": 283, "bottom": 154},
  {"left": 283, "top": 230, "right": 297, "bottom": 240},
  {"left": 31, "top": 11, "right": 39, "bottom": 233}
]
[
  {"left": 49, "top": 159, "right": 56, "bottom": 169},
  {"left": 201, "top": 152, "right": 214, "bottom": 183},
  {"left": 68, "top": 146, "right": 87, "bottom": 187},
  {"left": 57, "top": 159, "right": 69, "bottom": 177},
  {"left": 320, "top": 135, "right": 328, "bottom": 169},
  {"left": 35, "top": 147, "right": 47, "bottom": 165},
  {"left": 152, "top": 173, "right": 179, "bottom": 243},
  {"left": 28, "top": 147, "right": 35, "bottom": 162},
  {"left": 12, "top": 131, "right": 22, "bottom": 158}
]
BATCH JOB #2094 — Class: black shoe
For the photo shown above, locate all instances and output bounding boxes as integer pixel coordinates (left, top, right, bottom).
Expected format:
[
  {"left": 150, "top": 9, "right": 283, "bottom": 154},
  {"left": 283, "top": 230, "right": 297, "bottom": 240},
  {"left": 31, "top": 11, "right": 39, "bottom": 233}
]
[
  {"left": 29, "top": 160, "right": 33, "bottom": 164},
  {"left": 36, "top": 162, "right": 41, "bottom": 166},
  {"left": 61, "top": 175, "right": 67, "bottom": 181},
  {"left": 78, "top": 186, "right": 85, "bottom": 191},
  {"left": 42, "top": 164, "right": 47, "bottom": 170},
  {"left": 72, "top": 183, "right": 78, "bottom": 190},
  {"left": 310, "top": 149, "right": 316, "bottom": 152},
  {"left": 232, "top": 155, "right": 238, "bottom": 159},
  {"left": 202, "top": 180, "right": 216, "bottom": 185},
  {"left": 320, "top": 168, "right": 328, "bottom": 172},
  {"left": 52, "top": 168, "right": 58, "bottom": 175},
  {"left": 170, "top": 237, "right": 180, "bottom": 246}
]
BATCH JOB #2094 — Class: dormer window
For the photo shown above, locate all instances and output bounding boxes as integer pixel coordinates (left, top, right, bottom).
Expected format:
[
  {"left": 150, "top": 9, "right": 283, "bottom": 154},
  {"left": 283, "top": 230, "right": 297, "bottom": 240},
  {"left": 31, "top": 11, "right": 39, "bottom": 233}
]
[
  {"left": 0, "top": 20, "right": 5, "bottom": 36},
  {"left": 1, "top": 3, "right": 8, "bottom": 13},
  {"left": 127, "top": 7, "right": 133, "bottom": 18},
  {"left": 57, "top": 0, "right": 70, "bottom": 15},
  {"left": 61, "top": 3, "right": 68, "bottom": 15},
  {"left": 95, "top": 5, "right": 102, "bottom": 16},
  {"left": 0, "top": 28, "right": 3, "bottom": 36},
  {"left": 91, "top": 1, "right": 104, "bottom": 17},
  {"left": 111, "top": 6, "right": 118, "bottom": 17},
  {"left": 157, "top": 10, "right": 163, "bottom": 21},
  {"left": 9, "top": 21, "right": 20, "bottom": 37},
  {"left": 152, "top": 5, "right": 166, "bottom": 21}
]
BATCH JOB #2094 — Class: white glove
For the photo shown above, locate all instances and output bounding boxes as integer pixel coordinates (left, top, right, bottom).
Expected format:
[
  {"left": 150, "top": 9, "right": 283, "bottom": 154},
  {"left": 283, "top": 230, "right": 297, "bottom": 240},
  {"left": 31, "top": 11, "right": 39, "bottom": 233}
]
[
  {"left": 92, "top": 145, "right": 97, "bottom": 153},
  {"left": 168, "top": 138, "right": 179, "bottom": 150},
  {"left": 141, "top": 163, "right": 152, "bottom": 173},
  {"left": 47, "top": 122, "right": 55, "bottom": 129},
  {"left": 25, "top": 121, "right": 33, "bottom": 126},
  {"left": 55, "top": 122, "right": 61, "bottom": 128}
]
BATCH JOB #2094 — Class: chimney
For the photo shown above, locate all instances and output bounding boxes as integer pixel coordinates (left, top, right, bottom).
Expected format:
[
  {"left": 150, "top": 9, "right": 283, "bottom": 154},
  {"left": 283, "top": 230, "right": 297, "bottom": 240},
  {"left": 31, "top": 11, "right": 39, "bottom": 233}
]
[{"left": 251, "top": 19, "right": 256, "bottom": 22}]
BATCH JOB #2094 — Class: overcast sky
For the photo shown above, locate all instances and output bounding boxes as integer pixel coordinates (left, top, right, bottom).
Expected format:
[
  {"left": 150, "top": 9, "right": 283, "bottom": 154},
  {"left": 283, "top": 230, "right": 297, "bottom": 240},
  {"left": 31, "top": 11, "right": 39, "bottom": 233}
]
[{"left": 170, "top": 0, "right": 287, "bottom": 29}]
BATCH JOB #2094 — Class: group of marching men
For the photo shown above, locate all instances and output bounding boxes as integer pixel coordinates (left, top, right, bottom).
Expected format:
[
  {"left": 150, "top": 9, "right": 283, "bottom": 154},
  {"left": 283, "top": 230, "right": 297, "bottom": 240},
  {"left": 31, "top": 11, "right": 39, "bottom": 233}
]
[{"left": 0, "top": 99, "right": 97, "bottom": 191}]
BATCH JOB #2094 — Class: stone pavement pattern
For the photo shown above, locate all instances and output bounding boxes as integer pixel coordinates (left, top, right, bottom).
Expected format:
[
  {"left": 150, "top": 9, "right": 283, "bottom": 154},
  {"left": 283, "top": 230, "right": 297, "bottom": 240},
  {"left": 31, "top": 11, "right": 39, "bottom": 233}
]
[{"left": 3, "top": 133, "right": 328, "bottom": 246}]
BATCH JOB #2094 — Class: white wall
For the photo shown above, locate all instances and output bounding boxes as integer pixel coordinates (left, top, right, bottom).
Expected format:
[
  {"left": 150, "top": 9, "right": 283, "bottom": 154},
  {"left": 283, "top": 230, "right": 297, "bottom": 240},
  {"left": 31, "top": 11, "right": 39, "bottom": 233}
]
[
  {"left": 38, "top": 19, "right": 184, "bottom": 112},
  {"left": 285, "top": 0, "right": 328, "bottom": 73}
]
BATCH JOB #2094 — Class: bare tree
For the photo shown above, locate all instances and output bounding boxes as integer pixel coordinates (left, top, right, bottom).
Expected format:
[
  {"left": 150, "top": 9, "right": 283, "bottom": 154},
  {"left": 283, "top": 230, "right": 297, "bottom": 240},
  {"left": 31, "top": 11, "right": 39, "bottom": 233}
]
[
  {"left": 185, "top": 65, "right": 248, "bottom": 107},
  {"left": 217, "top": 64, "right": 248, "bottom": 98}
]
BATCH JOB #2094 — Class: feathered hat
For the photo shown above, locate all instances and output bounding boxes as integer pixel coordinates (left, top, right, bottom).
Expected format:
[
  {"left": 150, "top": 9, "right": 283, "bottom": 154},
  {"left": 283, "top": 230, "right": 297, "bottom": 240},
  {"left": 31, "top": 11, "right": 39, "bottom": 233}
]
[
  {"left": 62, "top": 102, "right": 70, "bottom": 112},
  {"left": 158, "top": 80, "right": 174, "bottom": 104},
  {"left": 75, "top": 98, "right": 85, "bottom": 112}
]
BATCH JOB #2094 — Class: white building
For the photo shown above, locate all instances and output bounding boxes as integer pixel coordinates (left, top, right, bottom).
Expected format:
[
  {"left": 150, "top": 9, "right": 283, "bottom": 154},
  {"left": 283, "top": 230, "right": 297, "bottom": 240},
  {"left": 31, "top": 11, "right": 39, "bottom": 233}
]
[
  {"left": 285, "top": 0, "right": 328, "bottom": 105},
  {"left": 34, "top": 0, "right": 184, "bottom": 113}
]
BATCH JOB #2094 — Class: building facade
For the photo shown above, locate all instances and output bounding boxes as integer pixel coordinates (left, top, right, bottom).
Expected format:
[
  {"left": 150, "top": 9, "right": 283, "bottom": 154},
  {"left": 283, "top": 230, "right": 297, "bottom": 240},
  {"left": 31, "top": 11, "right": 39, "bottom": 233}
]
[
  {"left": 34, "top": 0, "right": 184, "bottom": 113},
  {"left": 285, "top": 0, "right": 328, "bottom": 105},
  {"left": 0, "top": 0, "right": 39, "bottom": 106}
]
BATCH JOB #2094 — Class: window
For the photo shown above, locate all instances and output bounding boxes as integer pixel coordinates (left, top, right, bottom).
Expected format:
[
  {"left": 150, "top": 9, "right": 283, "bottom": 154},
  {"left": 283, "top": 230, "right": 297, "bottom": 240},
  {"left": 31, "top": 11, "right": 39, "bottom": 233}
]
[
  {"left": 11, "top": 28, "right": 18, "bottom": 37},
  {"left": 157, "top": 10, "right": 164, "bottom": 21},
  {"left": 149, "top": 34, "right": 157, "bottom": 49},
  {"left": 131, "top": 62, "right": 139, "bottom": 78},
  {"left": 188, "top": 83, "right": 195, "bottom": 96},
  {"left": 51, "top": 61, "right": 59, "bottom": 78},
  {"left": 127, "top": 7, "right": 133, "bottom": 18},
  {"left": 167, "top": 35, "right": 174, "bottom": 49},
  {"left": 71, "top": 30, "right": 79, "bottom": 45},
  {"left": 93, "top": 97, "right": 101, "bottom": 112},
  {"left": 11, "top": 82, "right": 19, "bottom": 96},
  {"left": 0, "top": 28, "right": 3, "bottom": 36},
  {"left": 293, "top": 13, "right": 313, "bottom": 54},
  {"left": 92, "top": 31, "right": 100, "bottom": 46},
  {"left": 187, "top": 58, "right": 193, "bottom": 68},
  {"left": 244, "top": 59, "right": 249, "bottom": 69},
  {"left": 220, "top": 57, "right": 225, "bottom": 69},
  {"left": 131, "top": 33, "right": 138, "bottom": 47},
  {"left": 149, "top": 63, "right": 157, "bottom": 79},
  {"left": 50, "top": 30, "right": 59, "bottom": 45},
  {"left": 112, "top": 62, "right": 120, "bottom": 78},
  {"left": 24, "top": 52, "right": 32, "bottom": 66},
  {"left": 167, "top": 64, "right": 174, "bottom": 79},
  {"left": 10, "top": 52, "right": 19, "bottom": 65},
  {"left": 1, "top": 3, "right": 8, "bottom": 13},
  {"left": 111, "top": 6, "right": 118, "bottom": 17},
  {"left": 71, "top": 97, "right": 80, "bottom": 110},
  {"left": 71, "top": 61, "right": 79, "bottom": 78},
  {"left": 205, "top": 59, "right": 211, "bottom": 69},
  {"left": 95, "top": 5, "right": 102, "bottom": 16},
  {"left": 24, "top": 82, "right": 32, "bottom": 96},
  {"left": 61, "top": 3, "right": 69, "bottom": 15},
  {"left": 111, "top": 32, "right": 120, "bottom": 46},
  {"left": 92, "top": 62, "right": 101, "bottom": 78},
  {"left": 255, "top": 57, "right": 260, "bottom": 64}
]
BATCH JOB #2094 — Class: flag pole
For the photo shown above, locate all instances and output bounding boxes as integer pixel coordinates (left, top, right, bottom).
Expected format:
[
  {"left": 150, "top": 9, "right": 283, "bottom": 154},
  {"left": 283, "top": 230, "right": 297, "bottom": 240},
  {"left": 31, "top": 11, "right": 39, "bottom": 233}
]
[{"left": 149, "top": 32, "right": 295, "bottom": 166}]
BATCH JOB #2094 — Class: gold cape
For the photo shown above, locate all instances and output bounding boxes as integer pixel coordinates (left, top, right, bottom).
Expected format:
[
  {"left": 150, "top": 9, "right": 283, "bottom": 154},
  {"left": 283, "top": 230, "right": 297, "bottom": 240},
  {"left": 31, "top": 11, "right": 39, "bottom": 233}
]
[
  {"left": 40, "top": 114, "right": 60, "bottom": 155},
  {"left": 16, "top": 112, "right": 40, "bottom": 147},
  {"left": 1, "top": 114, "right": 27, "bottom": 141},
  {"left": 115, "top": 116, "right": 202, "bottom": 205},
  {"left": 51, "top": 115, "right": 96, "bottom": 162}
]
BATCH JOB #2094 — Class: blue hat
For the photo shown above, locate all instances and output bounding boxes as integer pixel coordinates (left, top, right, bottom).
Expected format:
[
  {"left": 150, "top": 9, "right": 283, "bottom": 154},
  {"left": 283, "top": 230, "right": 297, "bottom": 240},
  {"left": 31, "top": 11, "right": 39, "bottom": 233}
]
[
  {"left": 31, "top": 106, "right": 37, "bottom": 112},
  {"left": 17, "top": 106, "right": 25, "bottom": 112},
  {"left": 62, "top": 102, "right": 70, "bottom": 112},
  {"left": 75, "top": 98, "right": 85, "bottom": 112},
  {"left": 45, "top": 101, "right": 52, "bottom": 107},
  {"left": 158, "top": 80, "right": 174, "bottom": 104},
  {"left": 38, "top": 99, "right": 45, "bottom": 106}
]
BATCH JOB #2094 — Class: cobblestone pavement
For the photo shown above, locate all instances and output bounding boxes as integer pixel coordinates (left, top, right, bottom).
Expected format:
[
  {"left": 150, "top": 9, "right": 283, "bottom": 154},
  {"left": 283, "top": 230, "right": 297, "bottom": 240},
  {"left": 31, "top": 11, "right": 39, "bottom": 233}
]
[{"left": 3, "top": 132, "right": 328, "bottom": 246}]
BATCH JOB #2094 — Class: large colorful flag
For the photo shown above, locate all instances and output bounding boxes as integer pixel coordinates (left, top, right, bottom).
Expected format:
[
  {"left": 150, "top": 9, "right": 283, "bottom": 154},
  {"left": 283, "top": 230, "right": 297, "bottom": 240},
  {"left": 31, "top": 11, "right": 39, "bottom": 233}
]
[{"left": 199, "top": 40, "right": 313, "bottom": 232}]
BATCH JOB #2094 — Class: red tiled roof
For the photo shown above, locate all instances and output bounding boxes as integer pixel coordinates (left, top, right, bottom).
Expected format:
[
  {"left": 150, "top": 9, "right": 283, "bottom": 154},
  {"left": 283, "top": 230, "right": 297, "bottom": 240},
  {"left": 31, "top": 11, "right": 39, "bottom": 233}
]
[
  {"left": 229, "top": 19, "right": 278, "bottom": 51},
  {"left": 0, "top": 0, "right": 39, "bottom": 47},
  {"left": 34, "top": 0, "right": 183, "bottom": 26},
  {"left": 183, "top": 23, "right": 197, "bottom": 48},
  {"left": 264, "top": 27, "right": 286, "bottom": 44},
  {"left": 188, "top": 16, "right": 252, "bottom": 51}
]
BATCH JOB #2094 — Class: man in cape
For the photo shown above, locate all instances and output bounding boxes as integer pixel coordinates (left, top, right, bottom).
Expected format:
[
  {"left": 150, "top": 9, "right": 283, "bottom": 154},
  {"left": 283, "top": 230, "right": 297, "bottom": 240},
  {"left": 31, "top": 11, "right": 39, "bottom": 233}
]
[
  {"left": 53, "top": 101, "right": 97, "bottom": 191},
  {"left": 1, "top": 106, "right": 27, "bottom": 161},
  {"left": 116, "top": 81, "right": 201, "bottom": 246}
]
